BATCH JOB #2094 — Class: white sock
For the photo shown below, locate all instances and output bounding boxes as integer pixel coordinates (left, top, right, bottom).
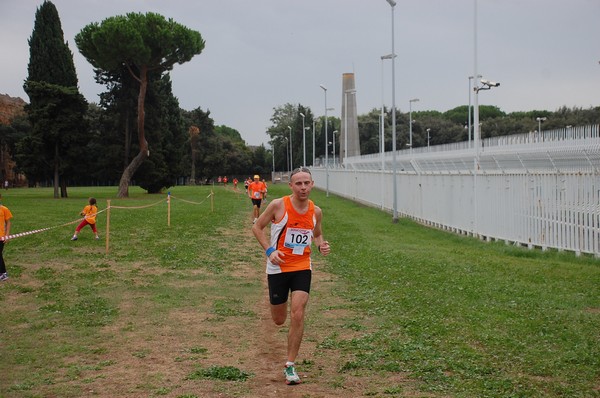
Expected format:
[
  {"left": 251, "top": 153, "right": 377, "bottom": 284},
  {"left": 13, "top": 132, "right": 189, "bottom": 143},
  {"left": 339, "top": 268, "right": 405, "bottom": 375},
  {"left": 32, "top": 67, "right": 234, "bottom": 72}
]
[{"left": 285, "top": 361, "right": 294, "bottom": 367}]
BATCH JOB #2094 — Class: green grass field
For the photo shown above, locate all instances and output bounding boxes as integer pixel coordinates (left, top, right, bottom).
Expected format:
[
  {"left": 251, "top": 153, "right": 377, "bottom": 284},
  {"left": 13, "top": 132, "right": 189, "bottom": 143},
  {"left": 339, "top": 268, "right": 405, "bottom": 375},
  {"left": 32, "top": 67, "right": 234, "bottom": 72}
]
[{"left": 0, "top": 184, "right": 598, "bottom": 397}]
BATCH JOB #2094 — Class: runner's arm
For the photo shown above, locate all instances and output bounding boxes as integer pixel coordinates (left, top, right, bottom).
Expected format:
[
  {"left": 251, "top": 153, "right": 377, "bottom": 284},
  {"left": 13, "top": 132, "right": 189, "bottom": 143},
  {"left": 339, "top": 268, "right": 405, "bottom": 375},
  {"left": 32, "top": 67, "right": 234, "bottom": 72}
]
[
  {"left": 312, "top": 206, "right": 330, "bottom": 255},
  {"left": 4, "top": 219, "right": 10, "bottom": 242},
  {"left": 251, "top": 199, "right": 286, "bottom": 262}
]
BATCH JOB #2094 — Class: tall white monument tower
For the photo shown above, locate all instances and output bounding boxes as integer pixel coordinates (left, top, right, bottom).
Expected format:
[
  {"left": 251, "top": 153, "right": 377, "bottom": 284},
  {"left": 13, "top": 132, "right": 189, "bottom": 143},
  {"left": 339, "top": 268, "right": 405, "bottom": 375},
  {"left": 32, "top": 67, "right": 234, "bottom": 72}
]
[{"left": 341, "top": 73, "right": 360, "bottom": 163}]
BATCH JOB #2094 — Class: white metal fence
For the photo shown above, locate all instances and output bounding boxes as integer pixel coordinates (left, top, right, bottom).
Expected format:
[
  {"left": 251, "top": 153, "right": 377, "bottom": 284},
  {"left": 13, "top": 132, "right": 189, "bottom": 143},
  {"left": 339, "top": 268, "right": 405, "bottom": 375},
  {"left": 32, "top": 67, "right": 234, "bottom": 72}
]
[{"left": 311, "top": 125, "right": 600, "bottom": 257}]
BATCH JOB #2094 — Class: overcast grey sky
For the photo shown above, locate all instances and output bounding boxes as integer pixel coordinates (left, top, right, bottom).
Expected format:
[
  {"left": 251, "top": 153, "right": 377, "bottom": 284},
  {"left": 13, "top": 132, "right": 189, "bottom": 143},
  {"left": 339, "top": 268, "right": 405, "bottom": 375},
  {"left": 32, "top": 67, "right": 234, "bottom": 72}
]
[{"left": 1, "top": 0, "right": 599, "bottom": 146}]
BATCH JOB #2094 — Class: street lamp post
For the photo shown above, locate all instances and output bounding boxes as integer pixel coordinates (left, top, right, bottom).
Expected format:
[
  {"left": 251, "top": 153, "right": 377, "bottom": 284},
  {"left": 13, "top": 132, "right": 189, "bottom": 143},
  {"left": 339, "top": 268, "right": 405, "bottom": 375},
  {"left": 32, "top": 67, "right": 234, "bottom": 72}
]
[
  {"left": 312, "top": 118, "right": 317, "bottom": 166},
  {"left": 380, "top": 55, "right": 394, "bottom": 172},
  {"left": 536, "top": 117, "right": 547, "bottom": 139},
  {"left": 380, "top": 54, "right": 395, "bottom": 211},
  {"left": 468, "top": 76, "right": 473, "bottom": 147},
  {"left": 426, "top": 128, "right": 431, "bottom": 149},
  {"left": 282, "top": 137, "right": 289, "bottom": 173},
  {"left": 474, "top": 85, "right": 480, "bottom": 169},
  {"left": 409, "top": 98, "right": 419, "bottom": 153},
  {"left": 287, "top": 126, "right": 293, "bottom": 170},
  {"left": 385, "top": 0, "right": 398, "bottom": 223},
  {"left": 304, "top": 127, "right": 310, "bottom": 164},
  {"left": 473, "top": 0, "right": 479, "bottom": 237},
  {"left": 319, "top": 84, "right": 329, "bottom": 197},
  {"left": 271, "top": 139, "right": 275, "bottom": 182},
  {"left": 473, "top": 78, "right": 500, "bottom": 167},
  {"left": 468, "top": 75, "right": 481, "bottom": 148},
  {"left": 344, "top": 89, "right": 356, "bottom": 166},
  {"left": 299, "top": 112, "right": 306, "bottom": 167},
  {"left": 332, "top": 130, "right": 338, "bottom": 167}
]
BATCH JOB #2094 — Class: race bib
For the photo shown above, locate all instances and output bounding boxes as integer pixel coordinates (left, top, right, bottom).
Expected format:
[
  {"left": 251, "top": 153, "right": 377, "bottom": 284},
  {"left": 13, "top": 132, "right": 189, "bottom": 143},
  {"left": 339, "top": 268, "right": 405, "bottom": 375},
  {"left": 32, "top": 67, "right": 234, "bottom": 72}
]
[
  {"left": 284, "top": 228, "right": 313, "bottom": 255},
  {"left": 254, "top": 192, "right": 260, "bottom": 198}
]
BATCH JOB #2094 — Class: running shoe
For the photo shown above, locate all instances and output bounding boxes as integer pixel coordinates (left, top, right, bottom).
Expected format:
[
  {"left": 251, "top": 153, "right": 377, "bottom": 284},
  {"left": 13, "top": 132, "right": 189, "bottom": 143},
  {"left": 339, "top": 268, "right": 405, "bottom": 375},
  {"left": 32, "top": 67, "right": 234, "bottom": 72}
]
[
  {"left": 0, "top": 272, "right": 9, "bottom": 281},
  {"left": 283, "top": 364, "right": 301, "bottom": 385}
]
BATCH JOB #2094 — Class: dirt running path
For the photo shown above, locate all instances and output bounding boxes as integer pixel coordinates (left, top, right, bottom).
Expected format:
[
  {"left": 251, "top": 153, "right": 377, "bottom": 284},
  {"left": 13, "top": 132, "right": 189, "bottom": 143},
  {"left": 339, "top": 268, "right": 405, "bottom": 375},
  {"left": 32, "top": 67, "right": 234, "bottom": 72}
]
[
  {"left": 66, "top": 208, "right": 416, "bottom": 398},
  {"left": 211, "top": 217, "right": 363, "bottom": 397}
]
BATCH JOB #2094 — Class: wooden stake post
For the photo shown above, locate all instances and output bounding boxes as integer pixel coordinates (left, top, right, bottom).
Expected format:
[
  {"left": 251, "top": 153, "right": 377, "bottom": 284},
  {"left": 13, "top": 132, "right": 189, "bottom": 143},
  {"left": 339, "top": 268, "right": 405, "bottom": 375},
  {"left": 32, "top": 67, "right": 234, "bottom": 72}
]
[{"left": 105, "top": 200, "right": 111, "bottom": 255}]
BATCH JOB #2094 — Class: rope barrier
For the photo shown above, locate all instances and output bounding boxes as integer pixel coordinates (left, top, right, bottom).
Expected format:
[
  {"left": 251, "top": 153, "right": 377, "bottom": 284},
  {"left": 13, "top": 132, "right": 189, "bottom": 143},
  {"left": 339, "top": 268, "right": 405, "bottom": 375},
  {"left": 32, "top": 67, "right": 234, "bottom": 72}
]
[
  {"left": 1, "top": 190, "right": 216, "bottom": 247},
  {"left": 170, "top": 192, "right": 213, "bottom": 205},
  {"left": 0, "top": 212, "right": 102, "bottom": 242},
  {"left": 110, "top": 198, "right": 166, "bottom": 209}
]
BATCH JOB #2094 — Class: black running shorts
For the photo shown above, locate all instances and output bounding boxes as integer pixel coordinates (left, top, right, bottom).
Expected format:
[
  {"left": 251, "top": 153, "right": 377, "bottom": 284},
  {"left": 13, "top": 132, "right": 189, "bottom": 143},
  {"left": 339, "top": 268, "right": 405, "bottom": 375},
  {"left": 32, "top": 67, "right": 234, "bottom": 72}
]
[{"left": 267, "top": 269, "right": 312, "bottom": 305}]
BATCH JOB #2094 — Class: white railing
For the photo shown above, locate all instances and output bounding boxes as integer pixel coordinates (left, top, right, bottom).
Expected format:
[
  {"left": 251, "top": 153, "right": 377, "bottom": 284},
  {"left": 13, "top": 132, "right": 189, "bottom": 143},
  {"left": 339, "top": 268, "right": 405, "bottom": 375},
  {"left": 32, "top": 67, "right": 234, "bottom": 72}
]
[{"left": 311, "top": 125, "right": 600, "bottom": 257}]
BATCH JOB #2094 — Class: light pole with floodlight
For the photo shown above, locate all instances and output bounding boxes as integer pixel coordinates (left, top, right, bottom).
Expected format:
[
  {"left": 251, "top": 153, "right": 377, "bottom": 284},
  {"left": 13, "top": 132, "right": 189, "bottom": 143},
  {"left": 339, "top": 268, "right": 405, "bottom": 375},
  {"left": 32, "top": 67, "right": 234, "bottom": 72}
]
[
  {"left": 473, "top": 78, "right": 500, "bottom": 168},
  {"left": 319, "top": 84, "right": 329, "bottom": 196},
  {"left": 409, "top": 98, "right": 419, "bottom": 153},
  {"left": 468, "top": 74, "right": 481, "bottom": 148},
  {"left": 384, "top": 0, "right": 398, "bottom": 222},
  {"left": 468, "top": 76, "right": 473, "bottom": 147},
  {"left": 271, "top": 138, "right": 275, "bottom": 181},
  {"left": 426, "top": 128, "right": 431, "bottom": 149},
  {"left": 287, "top": 126, "right": 293, "bottom": 170},
  {"left": 282, "top": 137, "right": 289, "bottom": 172},
  {"left": 380, "top": 54, "right": 396, "bottom": 172},
  {"left": 299, "top": 112, "right": 306, "bottom": 167},
  {"left": 332, "top": 130, "right": 338, "bottom": 167},
  {"left": 304, "top": 127, "right": 310, "bottom": 165},
  {"left": 536, "top": 117, "right": 547, "bottom": 139},
  {"left": 312, "top": 118, "right": 317, "bottom": 166}
]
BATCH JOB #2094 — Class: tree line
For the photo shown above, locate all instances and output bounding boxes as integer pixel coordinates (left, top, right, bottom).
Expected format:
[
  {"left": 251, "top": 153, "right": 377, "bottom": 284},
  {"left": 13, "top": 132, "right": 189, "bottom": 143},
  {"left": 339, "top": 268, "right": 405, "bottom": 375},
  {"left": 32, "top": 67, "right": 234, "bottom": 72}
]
[
  {"left": 2, "top": 1, "right": 597, "bottom": 197},
  {"left": 0, "top": 1, "right": 271, "bottom": 198},
  {"left": 267, "top": 103, "right": 600, "bottom": 172}
]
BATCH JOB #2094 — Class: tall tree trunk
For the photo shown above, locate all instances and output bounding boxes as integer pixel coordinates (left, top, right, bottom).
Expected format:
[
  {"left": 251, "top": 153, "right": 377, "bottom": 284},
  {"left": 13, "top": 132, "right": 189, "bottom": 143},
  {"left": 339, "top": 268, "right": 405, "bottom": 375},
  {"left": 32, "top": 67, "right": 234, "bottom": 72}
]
[
  {"left": 190, "top": 149, "right": 196, "bottom": 185},
  {"left": 117, "top": 66, "right": 149, "bottom": 198},
  {"left": 123, "top": 110, "right": 131, "bottom": 170},
  {"left": 117, "top": 149, "right": 147, "bottom": 197},
  {"left": 53, "top": 142, "right": 59, "bottom": 198},
  {"left": 0, "top": 142, "right": 5, "bottom": 179},
  {"left": 60, "top": 179, "right": 68, "bottom": 198}
]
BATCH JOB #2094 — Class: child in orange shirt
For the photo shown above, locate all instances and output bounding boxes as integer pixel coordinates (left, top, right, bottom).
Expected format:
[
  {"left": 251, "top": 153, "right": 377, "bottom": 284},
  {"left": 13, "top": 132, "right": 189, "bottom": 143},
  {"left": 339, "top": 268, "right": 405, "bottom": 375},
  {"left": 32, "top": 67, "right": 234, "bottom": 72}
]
[{"left": 71, "top": 198, "right": 99, "bottom": 241}]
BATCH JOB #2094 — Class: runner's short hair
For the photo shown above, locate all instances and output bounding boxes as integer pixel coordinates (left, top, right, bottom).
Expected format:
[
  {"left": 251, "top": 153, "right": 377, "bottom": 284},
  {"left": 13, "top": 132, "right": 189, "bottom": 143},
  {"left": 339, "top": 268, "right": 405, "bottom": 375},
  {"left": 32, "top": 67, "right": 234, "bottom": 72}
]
[{"left": 290, "top": 167, "right": 311, "bottom": 177}]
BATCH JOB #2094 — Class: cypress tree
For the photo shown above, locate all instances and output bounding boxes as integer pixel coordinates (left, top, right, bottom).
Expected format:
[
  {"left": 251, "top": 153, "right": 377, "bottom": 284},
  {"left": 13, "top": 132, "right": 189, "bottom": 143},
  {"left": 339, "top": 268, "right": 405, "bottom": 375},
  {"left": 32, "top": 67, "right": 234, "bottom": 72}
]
[
  {"left": 26, "top": 1, "right": 78, "bottom": 87},
  {"left": 23, "top": 0, "right": 88, "bottom": 198}
]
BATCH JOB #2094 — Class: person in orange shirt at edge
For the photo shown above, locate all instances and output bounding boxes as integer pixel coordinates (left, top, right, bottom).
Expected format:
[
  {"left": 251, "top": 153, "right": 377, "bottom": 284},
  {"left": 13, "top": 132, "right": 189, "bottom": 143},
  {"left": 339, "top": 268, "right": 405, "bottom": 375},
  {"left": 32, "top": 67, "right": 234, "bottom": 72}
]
[
  {"left": 71, "top": 197, "right": 99, "bottom": 241},
  {"left": 248, "top": 174, "right": 267, "bottom": 223},
  {"left": 251, "top": 167, "right": 331, "bottom": 385},
  {"left": 0, "top": 193, "right": 13, "bottom": 281}
]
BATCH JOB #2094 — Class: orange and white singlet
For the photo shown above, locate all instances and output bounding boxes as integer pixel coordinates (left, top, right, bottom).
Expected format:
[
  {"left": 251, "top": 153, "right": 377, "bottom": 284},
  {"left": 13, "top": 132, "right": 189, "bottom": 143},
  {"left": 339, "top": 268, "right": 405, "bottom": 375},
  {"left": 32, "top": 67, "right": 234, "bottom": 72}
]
[{"left": 266, "top": 195, "right": 316, "bottom": 274}]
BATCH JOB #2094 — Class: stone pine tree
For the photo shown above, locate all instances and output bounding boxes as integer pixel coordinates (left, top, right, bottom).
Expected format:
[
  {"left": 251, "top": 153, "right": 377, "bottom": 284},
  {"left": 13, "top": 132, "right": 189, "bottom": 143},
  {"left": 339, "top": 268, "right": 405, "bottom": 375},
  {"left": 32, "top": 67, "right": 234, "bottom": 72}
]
[
  {"left": 75, "top": 12, "right": 205, "bottom": 197},
  {"left": 23, "top": 0, "right": 88, "bottom": 198},
  {"left": 135, "top": 73, "right": 188, "bottom": 193}
]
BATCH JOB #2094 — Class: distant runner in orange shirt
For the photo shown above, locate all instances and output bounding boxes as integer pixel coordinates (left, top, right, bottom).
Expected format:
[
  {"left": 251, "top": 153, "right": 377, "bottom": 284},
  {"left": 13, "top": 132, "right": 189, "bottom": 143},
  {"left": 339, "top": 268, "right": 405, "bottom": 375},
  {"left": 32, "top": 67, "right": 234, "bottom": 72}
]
[
  {"left": 248, "top": 174, "right": 267, "bottom": 223},
  {"left": 251, "top": 167, "right": 331, "bottom": 385}
]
